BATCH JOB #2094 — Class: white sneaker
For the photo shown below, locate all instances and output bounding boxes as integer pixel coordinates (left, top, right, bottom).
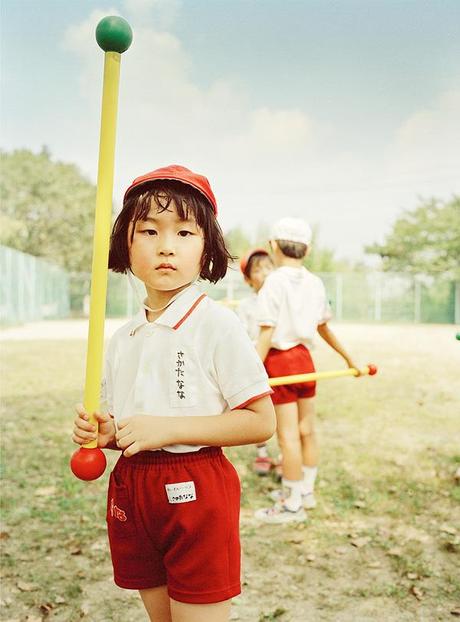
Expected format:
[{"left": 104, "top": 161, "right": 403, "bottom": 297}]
[
  {"left": 269, "top": 489, "right": 317, "bottom": 509},
  {"left": 302, "top": 493, "right": 317, "bottom": 509},
  {"left": 254, "top": 502, "right": 307, "bottom": 524}
]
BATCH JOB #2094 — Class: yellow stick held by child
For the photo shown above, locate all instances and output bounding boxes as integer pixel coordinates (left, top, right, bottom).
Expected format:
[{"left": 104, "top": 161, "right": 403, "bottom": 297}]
[
  {"left": 70, "top": 16, "right": 133, "bottom": 481},
  {"left": 269, "top": 364, "right": 377, "bottom": 387}
]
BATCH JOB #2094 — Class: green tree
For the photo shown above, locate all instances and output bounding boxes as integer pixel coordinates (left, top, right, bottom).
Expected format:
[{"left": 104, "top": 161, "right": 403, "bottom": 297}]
[
  {"left": 366, "top": 196, "right": 460, "bottom": 279},
  {"left": 305, "top": 226, "right": 338, "bottom": 271},
  {"left": 224, "top": 226, "right": 253, "bottom": 260},
  {"left": 0, "top": 148, "right": 97, "bottom": 272}
]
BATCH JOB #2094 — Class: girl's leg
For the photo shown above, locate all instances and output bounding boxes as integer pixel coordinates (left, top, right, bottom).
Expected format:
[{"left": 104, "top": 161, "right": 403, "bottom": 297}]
[
  {"left": 298, "top": 397, "right": 318, "bottom": 466},
  {"left": 139, "top": 586, "right": 172, "bottom": 622},
  {"left": 298, "top": 397, "right": 319, "bottom": 505},
  {"left": 170, "top": 597, "right": 232, "bottom": 622},
  {"left": 254, "top": 403, "right": 305, "bottom": 521},
  {"left": 275, "top": 402, "right": 302, "bottom": 480}
]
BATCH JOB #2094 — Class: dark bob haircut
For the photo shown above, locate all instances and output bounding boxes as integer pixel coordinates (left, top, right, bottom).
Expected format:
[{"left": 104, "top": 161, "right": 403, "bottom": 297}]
[
  {"left": 108, "top": 180, "right": 233, "bottom": 283},
  {"left": 276, "top": 239, "right": 307, "bottom": 259}
]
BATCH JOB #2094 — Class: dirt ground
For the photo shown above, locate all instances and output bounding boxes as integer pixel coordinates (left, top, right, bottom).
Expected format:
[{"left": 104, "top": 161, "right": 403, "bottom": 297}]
[{"left": 1, "top": 321, "right": 459, "bottom": 621}]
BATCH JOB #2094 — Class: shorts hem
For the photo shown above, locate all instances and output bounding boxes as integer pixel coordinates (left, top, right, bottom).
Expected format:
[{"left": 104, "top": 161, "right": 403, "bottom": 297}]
[
  {"left": 114, "top": 575, "right": 166, "bottom": 590},
  {"left": 168, "top": 583, "right": 241, "bottom": 604},
  {"left": 272, "top": 392, "right": 316, "bottom": 405}
]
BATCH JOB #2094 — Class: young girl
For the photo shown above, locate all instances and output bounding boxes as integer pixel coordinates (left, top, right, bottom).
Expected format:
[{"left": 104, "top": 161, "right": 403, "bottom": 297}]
[{"left": 72, "top": 165, "right": 276, "bottom": 622}]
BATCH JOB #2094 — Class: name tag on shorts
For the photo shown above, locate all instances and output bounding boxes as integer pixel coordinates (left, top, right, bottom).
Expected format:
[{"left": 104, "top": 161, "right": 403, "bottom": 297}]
[{"left": 165, "top": 481, "right": 197, "bottom": 504}]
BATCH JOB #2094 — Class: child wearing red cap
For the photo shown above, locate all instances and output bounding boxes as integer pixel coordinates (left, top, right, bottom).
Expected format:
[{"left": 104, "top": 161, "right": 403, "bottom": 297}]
[
  {"left": 254, "top": 218, "right": 361, "bottom": 524},
  {"left": 237, "top": 249, "right": 274, "bottom": 475},
  {"left": 237, "top": 248, "right": 273, "bottom": 343},
  {"left": 72, "top": 165, "right": 276, "bottom": 621}
]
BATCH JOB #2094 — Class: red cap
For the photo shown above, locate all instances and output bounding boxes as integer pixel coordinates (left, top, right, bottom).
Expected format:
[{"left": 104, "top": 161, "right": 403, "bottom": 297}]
[
  {"left": 240, "top": 248, "right": 269, "bottom": 277},
  {"left": 123, "top": 164, "right": 218, "bottom": 215}
]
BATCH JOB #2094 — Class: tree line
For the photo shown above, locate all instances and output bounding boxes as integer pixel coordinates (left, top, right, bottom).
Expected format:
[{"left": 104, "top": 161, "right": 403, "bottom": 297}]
[{"left": 1, "top": 148, "right": 458, "bottom": 279}]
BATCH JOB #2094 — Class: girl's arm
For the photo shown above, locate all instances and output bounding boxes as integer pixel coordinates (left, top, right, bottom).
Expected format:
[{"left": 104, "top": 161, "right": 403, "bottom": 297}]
[
  {"left": 256, "top": 326, "right": 275, "bottom": 362},
  {"left": 316, "top": 322, "right": 361, "bottom": 371},
  {"left": 115, "top": 396, "right": 276, "bottom": 458}
]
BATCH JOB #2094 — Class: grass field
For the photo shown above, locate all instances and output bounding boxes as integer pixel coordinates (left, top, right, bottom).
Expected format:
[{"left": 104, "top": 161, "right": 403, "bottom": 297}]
[{"left": 1, "top": 322, "right": 459, "bottom": 621}]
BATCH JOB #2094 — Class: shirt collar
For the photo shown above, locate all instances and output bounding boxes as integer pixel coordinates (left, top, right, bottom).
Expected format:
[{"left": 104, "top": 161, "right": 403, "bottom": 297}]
[
  {"left": 128, "top": 283, "right": 207, "bottom": 335},
  {"left": 277, "top": 266, "right": 309, "bottom": 279}
]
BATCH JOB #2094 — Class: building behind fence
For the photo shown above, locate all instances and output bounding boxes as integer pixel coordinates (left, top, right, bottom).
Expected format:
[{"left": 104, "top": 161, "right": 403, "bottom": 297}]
[{"left": 1, "top": 245, "right": 459, "bottom": 325}]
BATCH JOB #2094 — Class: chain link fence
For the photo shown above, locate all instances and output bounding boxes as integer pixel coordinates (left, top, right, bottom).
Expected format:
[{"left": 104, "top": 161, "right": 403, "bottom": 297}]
[
  {"left": 1, "top": 245, "right": 459, "bottom": 325},
  {"left": 0, "top": 245, "right": 70, "bottom": 324},
  {"left": 205, "top": 269, "right": 459, "bottom": 324},
  {"left": 318, "top": 272, "right": 458, "bottom": 324}
]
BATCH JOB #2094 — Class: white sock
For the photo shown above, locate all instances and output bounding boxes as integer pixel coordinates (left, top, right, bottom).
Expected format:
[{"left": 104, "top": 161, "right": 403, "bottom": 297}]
[
  {"left": 281, "top": 478, "right": 303, "bottom": 511},
  {"left": 257, "top": 444, "right": 268, "bottom": 458},
  {"left": 301, "top": 466, "right": 318, "bottom": 495}
]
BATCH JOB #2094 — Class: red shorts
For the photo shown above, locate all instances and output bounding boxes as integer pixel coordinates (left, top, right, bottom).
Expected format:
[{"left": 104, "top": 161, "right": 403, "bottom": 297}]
[
  {"left": 264, "top": 344, "right": 316, "bottom": 404},
  {"left": 106, "top": 447, "right": 241, "bottom": 604}
]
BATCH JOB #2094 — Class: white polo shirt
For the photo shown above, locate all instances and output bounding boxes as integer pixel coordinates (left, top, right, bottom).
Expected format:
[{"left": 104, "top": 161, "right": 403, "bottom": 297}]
[
  {"left": 236, "top": 293, "right": 260, "bottom": 343},
  {"left": 101, "top": 283, "right": 272, "bottom": 453},
  {"left": 257, "top": 266, "right": 332, "bottom": 350}
]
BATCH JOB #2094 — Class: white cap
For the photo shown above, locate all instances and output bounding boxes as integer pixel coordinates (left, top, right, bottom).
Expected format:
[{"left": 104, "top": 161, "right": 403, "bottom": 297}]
[{"left": 270, "top": 217, "right": 312, "bottom": 245}]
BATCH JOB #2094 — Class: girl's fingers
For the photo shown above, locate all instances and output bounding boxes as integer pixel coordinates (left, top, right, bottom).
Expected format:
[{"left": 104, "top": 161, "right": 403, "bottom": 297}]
[
  {"left": 123, "top": 441, "right": 141, "bottom": 458},
  {"left": 72, "top": 433, "right": 87, "bottom": 445},
  {"left": 73, "top": 417, "right": 96, "bottom": 432},
  {"left": 115, "top": 423, "right": 131, "bottom": 441},
  {"left": 75, "top": 403, "right": 88, "bottom": 417},
  {"left": 75, "top": 404, "right": 108, "bottom": 423},
  {"left": 115, "top": 433, "right": 128, "bottom": 448},
  {"left": 72, "top": 433, "right": 96, "bottom": 445},
  {"left": 73, "top": 427, "right": 97, "bottom": 441},
  {"left": 94, "top": 412, "right": 110, "bottom": 423},
  {"left": 116, "top": 431, "right": 135, "bottom": 449}
]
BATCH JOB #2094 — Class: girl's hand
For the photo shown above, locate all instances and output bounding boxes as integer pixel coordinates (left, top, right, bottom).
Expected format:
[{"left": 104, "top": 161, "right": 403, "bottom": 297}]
[
  {"left": 115, "top": 415, "right": 175, "bottom": 457},
  {"left": 72, "top": 404, "right": 116, "bottom": 448},
  {"left": 346, "top": 360, "right": 363, "bottom": 377}
]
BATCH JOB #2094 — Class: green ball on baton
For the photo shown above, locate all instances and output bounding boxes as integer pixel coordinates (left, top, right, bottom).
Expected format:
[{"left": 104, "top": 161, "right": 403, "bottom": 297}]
[{"left": 96, "top": 16, "right": 133, "bottom": 53}]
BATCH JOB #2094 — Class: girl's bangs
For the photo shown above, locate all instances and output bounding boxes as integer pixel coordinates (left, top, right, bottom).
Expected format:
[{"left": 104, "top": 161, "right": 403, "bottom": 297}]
[{"left": 131, "top": 188, "right": 201, "bottom": 227}]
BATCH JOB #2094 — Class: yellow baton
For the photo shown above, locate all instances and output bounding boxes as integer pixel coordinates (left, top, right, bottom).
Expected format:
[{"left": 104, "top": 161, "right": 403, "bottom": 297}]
[
  {"left": 70, "top": 16, "right": 132, "bottom": 481},
  {"left": 269, "top": 364, "right": 378, "bottom": 387}
]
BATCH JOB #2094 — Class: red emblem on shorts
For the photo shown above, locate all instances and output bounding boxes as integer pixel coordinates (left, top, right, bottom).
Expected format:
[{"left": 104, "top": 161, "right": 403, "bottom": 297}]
[{"left": 110, "top": 497, "right": 127, "bottom": 522}]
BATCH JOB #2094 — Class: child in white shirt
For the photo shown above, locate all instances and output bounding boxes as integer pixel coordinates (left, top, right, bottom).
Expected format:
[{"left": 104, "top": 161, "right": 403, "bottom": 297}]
[
  {"left": 254, "top": 217, "right": 361, "bottom": 524},
  {"left": 72, "top": 165, "right": 276, "bottom": 620}
]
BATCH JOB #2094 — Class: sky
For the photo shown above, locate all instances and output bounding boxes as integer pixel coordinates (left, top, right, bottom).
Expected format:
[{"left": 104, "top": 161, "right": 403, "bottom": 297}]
[{"left": 1, "top": 0, "right": 459, "bottom": 260}]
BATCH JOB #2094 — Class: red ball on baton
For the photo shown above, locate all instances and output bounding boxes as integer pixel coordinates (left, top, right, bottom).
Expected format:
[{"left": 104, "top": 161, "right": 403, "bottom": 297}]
[{"left": 70, "top": 447, "right": 107, "bottom": 481}]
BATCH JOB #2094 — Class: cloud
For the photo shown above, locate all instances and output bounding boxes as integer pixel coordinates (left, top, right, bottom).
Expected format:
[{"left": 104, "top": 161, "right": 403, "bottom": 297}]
[
  {"left": 123, "top": 0, "right": 181, "bottom": 29},
  {"left": 249, "top": 107, "right": 312, "bottom": 148},
  {"left": 59, "top": 6, "right": 459, "bottom": 259},
  {"left": 62, "top": 8, "right": 320, "bottom": 206},
  {"left": 387, "top": 88, "right": 460, "bottom": 179}
]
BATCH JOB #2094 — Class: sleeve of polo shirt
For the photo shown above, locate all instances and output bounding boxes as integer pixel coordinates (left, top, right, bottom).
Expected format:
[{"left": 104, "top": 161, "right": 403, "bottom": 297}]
[
  {"left": 214, "top": 315, "right": 272, "bottom": 410},
  {"left": 318, "top": 280, "right": 333, "bottom": 325},
  {"left": 256, "top": 276, "right": 280, "bottom": 327}
]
